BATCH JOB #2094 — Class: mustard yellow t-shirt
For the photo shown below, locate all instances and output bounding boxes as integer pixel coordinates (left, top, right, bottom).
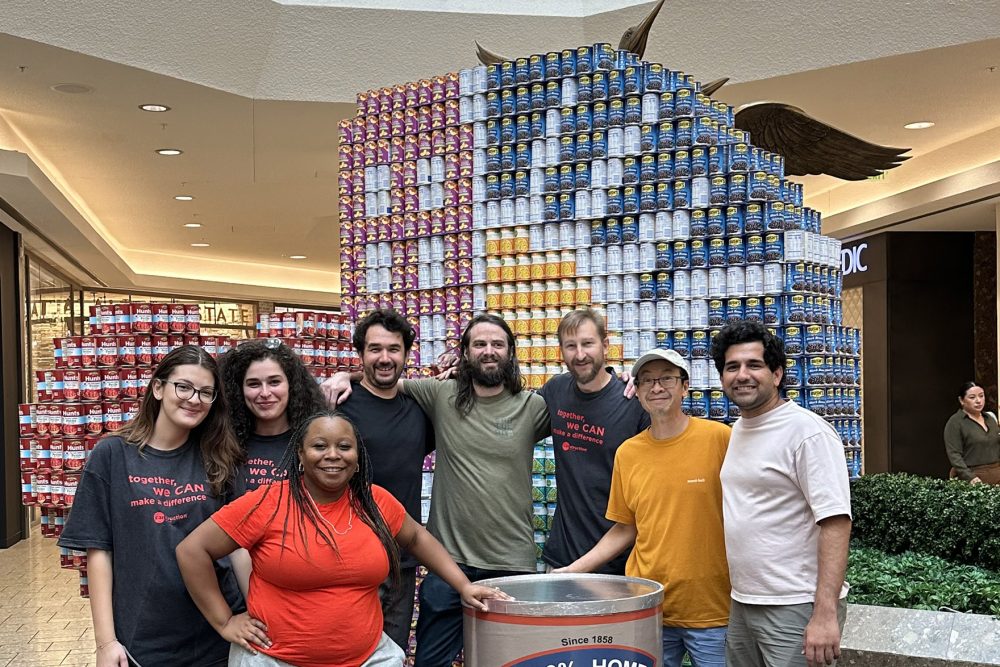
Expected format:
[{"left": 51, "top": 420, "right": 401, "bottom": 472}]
[{"left": 607, "top": 418, "right": 731, "bottom": 628}]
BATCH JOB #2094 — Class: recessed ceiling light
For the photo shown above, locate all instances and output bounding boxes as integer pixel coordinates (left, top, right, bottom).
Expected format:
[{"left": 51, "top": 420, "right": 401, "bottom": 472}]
[
  {"left": 289, "top": 255, "right": 307, "bottom": 260},
  {"left": 139, "top": 104, "right": 170, "bottom": 112},
  {"left": 174, "top": 195, "right": 194, "bottom": 201},
  {"left": 191, "top": 243, "right": 210, "bottom": 247},
  {"left": 51, "top": 83, "right": 93, "bottom": 94},
  {"left": 156, "top": 148, "right": 183, "bottom": 156},
  {"left": 903, "top": 121, "right": 935, "bottom": 130},
  {"left": 183, "top": 223, "right": 202, "bottom": 228}
]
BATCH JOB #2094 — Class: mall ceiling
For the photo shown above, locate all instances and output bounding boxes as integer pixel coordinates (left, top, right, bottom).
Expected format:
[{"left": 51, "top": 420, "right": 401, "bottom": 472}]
[{"left": 0, "top": 1, "right": 998, "bottom": 305}]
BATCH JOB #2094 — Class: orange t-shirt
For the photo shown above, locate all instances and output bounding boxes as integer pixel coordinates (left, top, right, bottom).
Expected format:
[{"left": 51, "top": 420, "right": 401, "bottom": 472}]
[{"left": 213, "top": 481, "right": 405, "bottom": 667}]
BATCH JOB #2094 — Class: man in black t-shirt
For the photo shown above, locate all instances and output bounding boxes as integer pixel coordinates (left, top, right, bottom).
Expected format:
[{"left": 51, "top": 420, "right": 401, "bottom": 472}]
[
  {"left": 537, "top": 308, "right": 649, "bottom": 574},
  {"left": 338, "top": 309, "right": 434, "bottom": 650}
]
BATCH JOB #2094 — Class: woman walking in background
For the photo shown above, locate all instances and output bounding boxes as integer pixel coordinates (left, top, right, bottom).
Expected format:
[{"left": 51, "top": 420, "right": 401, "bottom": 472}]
[{"left": 945, "top": 381, "right": 1000, "bottom": 484}]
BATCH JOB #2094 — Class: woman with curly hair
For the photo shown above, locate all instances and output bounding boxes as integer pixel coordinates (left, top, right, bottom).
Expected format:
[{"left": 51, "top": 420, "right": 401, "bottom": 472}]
[
  {"left": 59, "top": 345, "right": 245, "bottom": 667},
  {"left": 218, "top": 339, "right": 327, "bottom": 494},
  {"left": 177, "top": 411, "right": 507, "bottom": 667}
]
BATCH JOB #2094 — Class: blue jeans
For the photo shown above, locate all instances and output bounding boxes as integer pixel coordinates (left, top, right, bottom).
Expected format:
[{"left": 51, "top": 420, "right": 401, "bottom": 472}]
[
  {"left": 413, "top": 564, "right": 529, "bottom": 667},
  {"left": 662, "top": 625, "right": 727, "bottom": 667}
]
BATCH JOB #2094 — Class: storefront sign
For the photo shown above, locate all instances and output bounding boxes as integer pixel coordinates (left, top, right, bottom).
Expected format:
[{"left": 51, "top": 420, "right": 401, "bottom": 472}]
[{"left": 841, "top": 242, "right": 868, "bottom": 276}]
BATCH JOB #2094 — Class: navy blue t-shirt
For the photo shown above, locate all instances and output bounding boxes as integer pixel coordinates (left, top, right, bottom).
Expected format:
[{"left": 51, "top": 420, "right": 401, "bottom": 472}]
[
  {"left": 58, "top": 436, "right": 244, "bottom": 667},
  {"left": 538, "top": 372, "right": 650, "bottom": 573},
  {"left": 340, "top": 382, "right": 435, "bottom": 568}
]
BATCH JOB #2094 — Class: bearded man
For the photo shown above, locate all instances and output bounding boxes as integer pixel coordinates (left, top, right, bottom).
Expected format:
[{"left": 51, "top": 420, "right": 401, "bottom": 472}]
[
  {"left": 323, "top": 313, "right": 549, "bottom": 667},
  {"left": 537, "top": 308, "right": 648, "bottom": 574}
]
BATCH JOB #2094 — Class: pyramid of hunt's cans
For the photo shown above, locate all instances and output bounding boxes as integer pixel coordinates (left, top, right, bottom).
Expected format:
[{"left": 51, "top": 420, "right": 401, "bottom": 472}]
[
  {"left": 338, "top": 45, "right": 863, "bottom": 452},
  {"left": 18, "top": 303, "right": 239, "bottom": 597},
  {"left": 255, "top": 311, "right": 362, "bottom": 378}
]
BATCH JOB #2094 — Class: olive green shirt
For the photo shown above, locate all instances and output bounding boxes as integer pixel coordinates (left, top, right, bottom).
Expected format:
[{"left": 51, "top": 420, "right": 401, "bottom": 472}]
[
  {"left": 404, "top": 378, "right": 550, "bottom": 571},
  {"left": 944, "top": 409, "right": 1000, "bottom": 480}
]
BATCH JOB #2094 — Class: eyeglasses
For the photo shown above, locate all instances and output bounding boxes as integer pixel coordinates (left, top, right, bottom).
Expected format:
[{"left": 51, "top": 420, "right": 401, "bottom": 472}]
[
  {"left": 637, "top": 375, "right": 683, "bottom": 389},
  {"left": 162, "top": 380, "right": 218, "bottom": 403}
]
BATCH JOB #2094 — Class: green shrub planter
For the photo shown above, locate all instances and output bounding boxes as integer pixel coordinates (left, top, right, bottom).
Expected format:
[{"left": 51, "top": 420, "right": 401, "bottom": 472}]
[{"left": 851, "top": 473, "right": 1000, "bottom": 571}]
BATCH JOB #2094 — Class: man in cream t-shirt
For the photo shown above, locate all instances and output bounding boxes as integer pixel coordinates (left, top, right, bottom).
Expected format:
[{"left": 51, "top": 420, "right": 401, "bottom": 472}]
[{"left": 712, "top": 321, "right": 852, "bottom": 667}]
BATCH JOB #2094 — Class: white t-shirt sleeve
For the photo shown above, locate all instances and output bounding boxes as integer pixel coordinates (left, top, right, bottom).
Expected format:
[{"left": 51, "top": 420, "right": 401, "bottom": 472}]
[{"left": 794, "top": 429, "right": 853, "bottom": 524}]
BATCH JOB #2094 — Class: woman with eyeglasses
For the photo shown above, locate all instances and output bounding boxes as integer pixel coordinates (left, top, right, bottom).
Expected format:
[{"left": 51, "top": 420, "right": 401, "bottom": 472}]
[
  {"left": 218, "top": 339, "right": 326, "bottom": 496},
  {"left": 59, "top": 345, "right": 245, "bottom": 667},
  {"left": 177, "top": 410, "right": 507, "bottom": 667}
]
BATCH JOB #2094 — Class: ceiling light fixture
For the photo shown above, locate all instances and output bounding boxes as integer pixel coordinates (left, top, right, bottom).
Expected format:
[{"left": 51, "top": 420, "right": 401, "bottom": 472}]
[
  {"left": 191, "top": 243, "right": 210, "bottom": 247},
  {"left": 174, "top": 195, "right": 194, "bottom": 201},
  {"left": 139, "top": 104, "right": 171, "bottom": 112},
  {"left": 183, "top": 223, "right": 202, "bottom": 228},
  {"left": 903, "top": 121, "right": 935, "bottom": 130},
  {"left": 156, "top": 148, "right": 183, "bottom": 156},
  {"left": 289, "top": 255, "right": 307, "bottom": 260},
  {"left": 51, "top": 83, "right": 93, "bottom": 94}
]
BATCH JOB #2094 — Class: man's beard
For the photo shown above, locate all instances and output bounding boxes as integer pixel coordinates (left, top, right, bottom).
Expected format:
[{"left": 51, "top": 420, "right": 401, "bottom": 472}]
[
  {"left": 568, "top": 356, "right": 603, "bottom": 386},
  {"left": 364, "top": 362, "right": 400, "bottom": 390},
  {"left": 468, "top": 354, "right": 516, "bottom": 388}
]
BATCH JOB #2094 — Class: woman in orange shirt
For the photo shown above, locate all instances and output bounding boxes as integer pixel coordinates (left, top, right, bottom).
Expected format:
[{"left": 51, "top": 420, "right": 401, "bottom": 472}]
[{"left": 177, "top": 410, "right": 505, "bottom": 666}]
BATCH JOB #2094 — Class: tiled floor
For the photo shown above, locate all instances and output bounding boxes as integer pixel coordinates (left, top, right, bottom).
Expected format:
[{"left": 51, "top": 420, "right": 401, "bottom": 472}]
[{"left": 0, "top": 529, "right": 94, "bottom": 666}]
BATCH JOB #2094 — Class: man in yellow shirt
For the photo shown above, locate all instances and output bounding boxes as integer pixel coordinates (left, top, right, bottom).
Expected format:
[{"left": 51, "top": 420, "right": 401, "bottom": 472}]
[{"left": 556, "top": 348, "right": 731, "bottom": 667}]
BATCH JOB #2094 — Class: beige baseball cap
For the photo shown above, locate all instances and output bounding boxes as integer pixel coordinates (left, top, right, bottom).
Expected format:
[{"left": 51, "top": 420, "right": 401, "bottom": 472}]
[{"left": 631, "top": 348, "right": 690, "bottom": 378}]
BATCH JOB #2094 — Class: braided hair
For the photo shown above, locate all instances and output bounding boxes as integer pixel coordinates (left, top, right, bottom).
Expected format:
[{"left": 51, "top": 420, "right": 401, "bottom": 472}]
[{"left": 238, "top": 410, "right": 401, "bottom": 587}]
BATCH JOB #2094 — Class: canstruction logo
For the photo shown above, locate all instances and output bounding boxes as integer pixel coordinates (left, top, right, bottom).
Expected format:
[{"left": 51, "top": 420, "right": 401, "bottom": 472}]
[{"left": 508, "top": 646, "right": 656, "bottom": 667}]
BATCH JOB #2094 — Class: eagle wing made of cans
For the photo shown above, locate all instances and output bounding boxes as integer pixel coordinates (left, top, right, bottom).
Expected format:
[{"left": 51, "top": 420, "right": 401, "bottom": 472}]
[{"left": 474, "top": 0, "right": 910, "bottom": 181}]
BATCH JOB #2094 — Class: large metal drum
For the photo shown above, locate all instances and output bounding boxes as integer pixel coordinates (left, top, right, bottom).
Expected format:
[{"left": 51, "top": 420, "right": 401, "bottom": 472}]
[{"left": 463, "top": 573, "right": 664, "bottom": 666}]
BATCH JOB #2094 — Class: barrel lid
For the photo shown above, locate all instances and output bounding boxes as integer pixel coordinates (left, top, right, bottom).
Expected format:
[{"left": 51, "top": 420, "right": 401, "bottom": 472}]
[{"left": 470, "top": 573, "right": 664, "bottom": 617}]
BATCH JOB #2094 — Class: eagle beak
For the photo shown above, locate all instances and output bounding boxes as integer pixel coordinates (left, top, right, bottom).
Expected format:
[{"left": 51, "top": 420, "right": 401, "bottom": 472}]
[{"left": 619, "top": 0, "right": 665, "bottom": 57}]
